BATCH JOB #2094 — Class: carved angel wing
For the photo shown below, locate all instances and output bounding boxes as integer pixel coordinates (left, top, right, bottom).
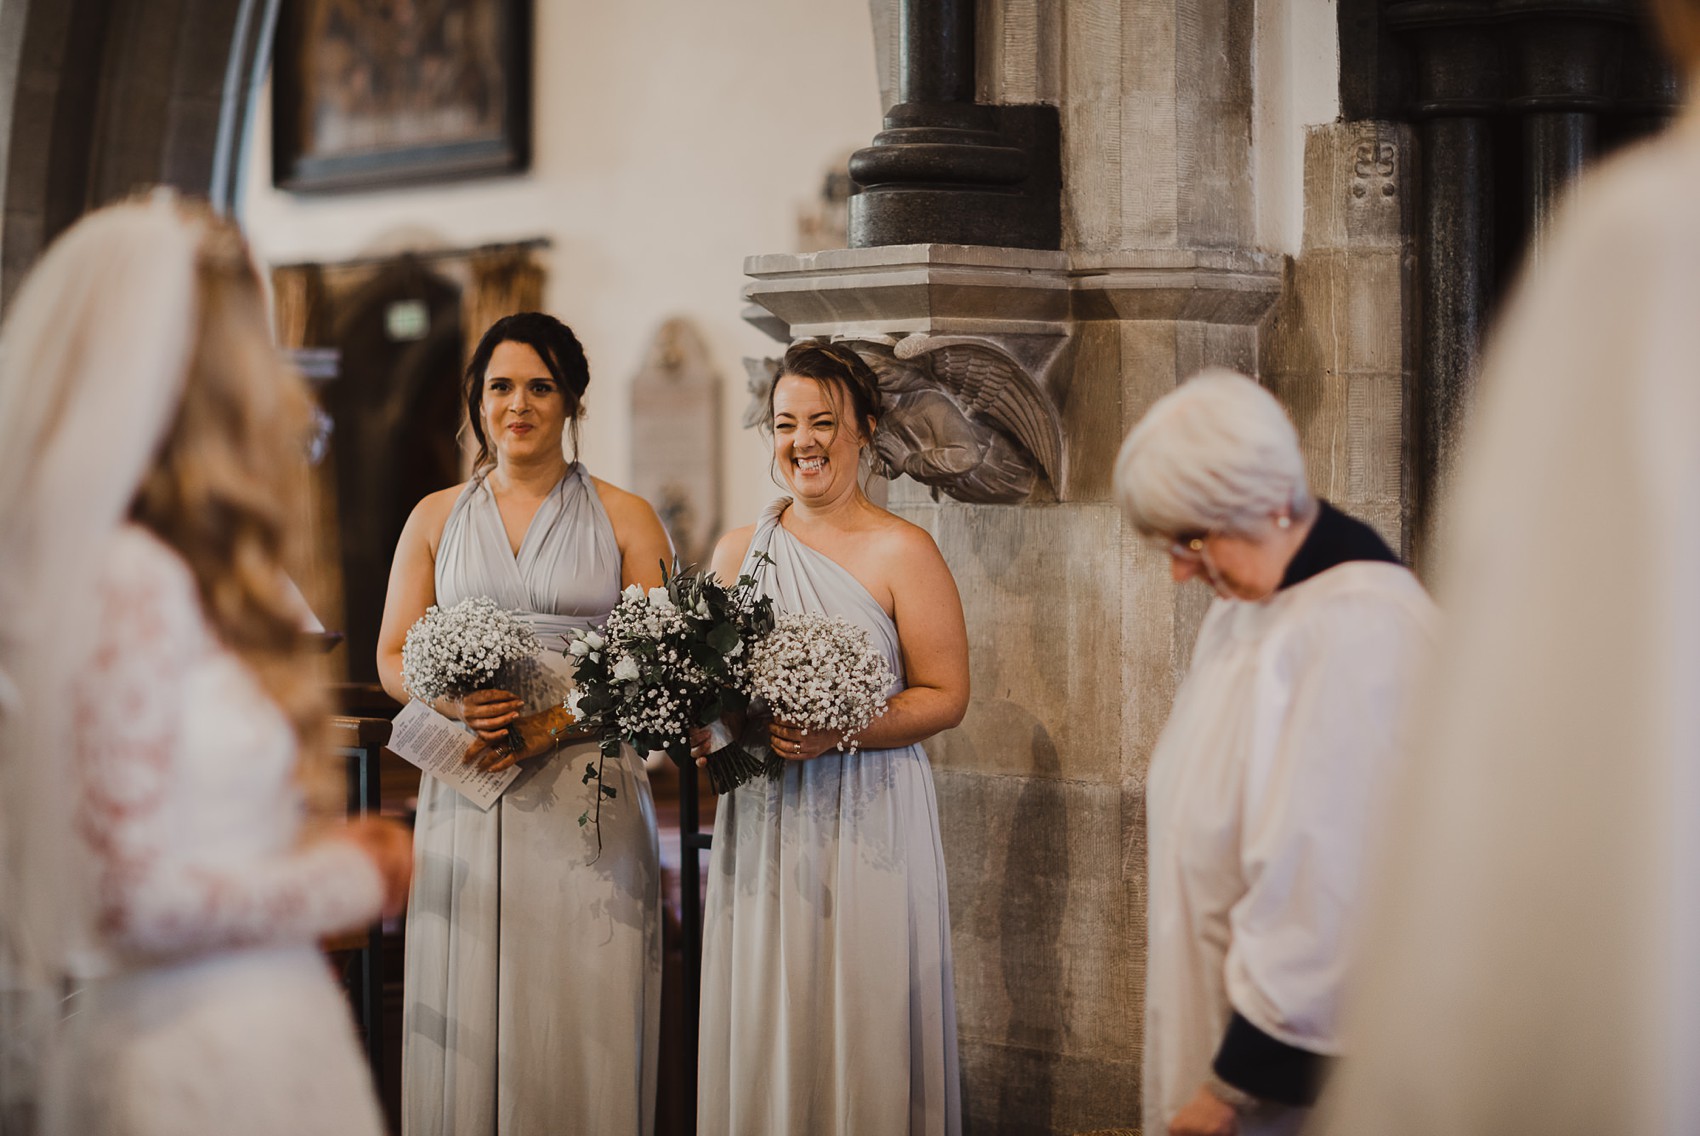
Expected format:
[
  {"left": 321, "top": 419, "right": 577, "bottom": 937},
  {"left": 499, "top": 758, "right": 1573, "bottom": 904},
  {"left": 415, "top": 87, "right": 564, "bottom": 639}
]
[
  {"left": 741, "top": 356, "right": 780, "bottom": 430},
  {"left": 845, "top": 339, "right": 930, "bottom": 394},
  {"left": 892, "top": 335, "right": 1063, "bottom": 486}
]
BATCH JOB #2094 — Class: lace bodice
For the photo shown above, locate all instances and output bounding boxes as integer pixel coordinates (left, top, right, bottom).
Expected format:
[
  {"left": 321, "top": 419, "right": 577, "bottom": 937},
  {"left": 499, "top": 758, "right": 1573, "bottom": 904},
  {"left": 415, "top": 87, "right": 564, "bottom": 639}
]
[{"left": 71, "top": 527, "right": 383, "bottom": 964}]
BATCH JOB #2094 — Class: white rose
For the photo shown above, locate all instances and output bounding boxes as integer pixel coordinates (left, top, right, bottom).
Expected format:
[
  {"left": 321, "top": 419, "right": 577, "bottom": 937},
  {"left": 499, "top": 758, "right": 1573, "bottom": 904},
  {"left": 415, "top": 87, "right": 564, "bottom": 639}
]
[
  {"left": 563, "top": 687, "right": 586, "bottom": 720},
  {"left": 647, "top": 587, "right": 674, "bottom": 608},
  {"left": 613, "top": 656, "right": 641, "bottom": 682},
  {"left": 584, "top": 631, "right": 606, "bottom": 650},
  {"left": 622, "top": 583, "right": 645, "bottom": 602},
  {"left": 567, "top": 639, "right": 590, "bottom": 657}
]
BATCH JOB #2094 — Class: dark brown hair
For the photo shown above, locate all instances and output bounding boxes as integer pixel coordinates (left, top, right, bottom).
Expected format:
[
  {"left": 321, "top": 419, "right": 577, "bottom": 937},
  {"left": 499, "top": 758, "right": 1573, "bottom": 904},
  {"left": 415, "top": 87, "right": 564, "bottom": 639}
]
[
  {"left": 463, "top": 311, "right": 590, "bottom": 469},
  {"left": 768, "top": 340, "right": 883, "bottom": 441}
]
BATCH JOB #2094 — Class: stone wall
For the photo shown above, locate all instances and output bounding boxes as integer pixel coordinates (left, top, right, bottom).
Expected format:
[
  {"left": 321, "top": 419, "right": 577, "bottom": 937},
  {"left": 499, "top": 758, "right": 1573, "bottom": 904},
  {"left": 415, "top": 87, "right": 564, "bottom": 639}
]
[{"left": 1263, "top": 121, "right": 1418, "bottom": 555}]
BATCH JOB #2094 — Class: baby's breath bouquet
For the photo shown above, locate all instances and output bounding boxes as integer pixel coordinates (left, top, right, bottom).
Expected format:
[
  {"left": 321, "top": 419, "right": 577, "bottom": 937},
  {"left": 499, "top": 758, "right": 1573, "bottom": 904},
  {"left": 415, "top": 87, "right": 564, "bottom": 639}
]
[
  {"left": 747, "top": 612, "right": 895, "bottom": 756},
  {"left": 565, "top": 559, "right": 776, "bottom": 803},
  {"left": 400, "top": 595, "right": 542, "bottom": 753}
]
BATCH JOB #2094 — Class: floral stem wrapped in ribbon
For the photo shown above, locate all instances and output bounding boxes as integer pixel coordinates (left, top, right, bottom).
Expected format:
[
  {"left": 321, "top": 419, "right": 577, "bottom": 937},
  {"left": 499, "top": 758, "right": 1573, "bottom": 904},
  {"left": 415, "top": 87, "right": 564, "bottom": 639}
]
[
  {"left": 400, "top": 595, "right": 542, "bottom": 754},
  {"left": 565, "top": 558, "right": 775, "bottom": 801},
  {"left": 747, "top": 611, "right": 895, "bottom": 758}
]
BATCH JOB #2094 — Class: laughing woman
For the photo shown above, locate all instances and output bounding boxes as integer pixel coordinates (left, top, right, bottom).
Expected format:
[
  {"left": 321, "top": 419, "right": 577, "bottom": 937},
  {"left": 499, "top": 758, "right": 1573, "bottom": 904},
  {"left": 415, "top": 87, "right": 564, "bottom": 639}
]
[
  {"left": 694, "top": 341, "right": 967, "bottom": 1136},
  {"left": 376, "top": 313, "right": 671, "bottom": 1136}
]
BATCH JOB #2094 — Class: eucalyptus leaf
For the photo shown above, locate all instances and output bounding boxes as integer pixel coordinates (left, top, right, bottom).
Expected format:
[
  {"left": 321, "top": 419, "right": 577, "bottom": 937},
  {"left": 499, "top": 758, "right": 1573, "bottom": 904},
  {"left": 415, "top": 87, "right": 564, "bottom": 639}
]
[{"left": 707, "top": 622, "right": 740, "bottom": 654}]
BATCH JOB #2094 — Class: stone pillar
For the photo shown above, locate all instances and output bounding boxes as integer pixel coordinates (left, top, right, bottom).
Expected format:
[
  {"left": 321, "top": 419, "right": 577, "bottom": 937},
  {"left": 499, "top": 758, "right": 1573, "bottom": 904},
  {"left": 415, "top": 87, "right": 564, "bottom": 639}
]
[
  {"left": 1262, "top": 122, "right": 1418, "bottom": 554},
  {"left": 743, "top": 5, "right": 1292, "bottom": 1133}
]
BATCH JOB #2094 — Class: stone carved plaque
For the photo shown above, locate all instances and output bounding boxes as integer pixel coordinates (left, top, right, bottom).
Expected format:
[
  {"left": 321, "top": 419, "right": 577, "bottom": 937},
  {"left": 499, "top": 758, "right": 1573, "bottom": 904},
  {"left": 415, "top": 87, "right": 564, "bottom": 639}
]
[{"left": 629, "top": 318, "right": 721, "bottom": 568}]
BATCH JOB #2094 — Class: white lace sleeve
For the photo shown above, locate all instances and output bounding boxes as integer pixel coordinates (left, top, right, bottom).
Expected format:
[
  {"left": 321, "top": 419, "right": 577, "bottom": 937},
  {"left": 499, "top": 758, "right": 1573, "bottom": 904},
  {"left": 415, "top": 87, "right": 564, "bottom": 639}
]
[{"left": 73, "top": 530, "right": 385, "bottom": 959}]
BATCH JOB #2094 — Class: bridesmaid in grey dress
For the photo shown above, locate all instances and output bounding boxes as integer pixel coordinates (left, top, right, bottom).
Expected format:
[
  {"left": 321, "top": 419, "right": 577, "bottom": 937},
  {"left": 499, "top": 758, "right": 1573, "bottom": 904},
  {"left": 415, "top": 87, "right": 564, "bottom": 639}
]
[
  {"left": 694, "top": 341, "right": 969, "bottom": 1136},
  {"left": 376, "top": 313, "right": 672, "bottom": 1136}
]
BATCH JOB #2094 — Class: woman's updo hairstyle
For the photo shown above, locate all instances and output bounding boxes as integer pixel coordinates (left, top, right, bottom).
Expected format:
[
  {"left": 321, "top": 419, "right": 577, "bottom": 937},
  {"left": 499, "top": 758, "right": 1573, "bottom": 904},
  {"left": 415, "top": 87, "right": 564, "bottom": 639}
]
[
  {"left": 464, "top": 311, "right": 591, "bottom": 469},
  {"left": 768, "top": 339, "right": 884, "bottom": 443}
]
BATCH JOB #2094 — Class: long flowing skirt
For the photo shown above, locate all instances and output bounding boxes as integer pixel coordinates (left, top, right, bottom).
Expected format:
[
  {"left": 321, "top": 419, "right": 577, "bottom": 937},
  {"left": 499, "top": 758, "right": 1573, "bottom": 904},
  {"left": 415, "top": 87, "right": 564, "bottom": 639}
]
[
  {"left": 403, "top": 741, "right": 662, "bottom": 1136},
  {"left": 698, "top": 743, "right": 961, "bottom": 1136},
  {"left": 48, "top": 946, "right": 385, "bottom": 1136}
]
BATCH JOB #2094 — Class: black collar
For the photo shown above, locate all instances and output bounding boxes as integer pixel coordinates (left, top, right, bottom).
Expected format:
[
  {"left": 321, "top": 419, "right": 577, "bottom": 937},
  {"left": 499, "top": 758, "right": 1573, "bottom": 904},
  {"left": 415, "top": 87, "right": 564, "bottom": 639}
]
[{"left": 1279, "top": 501, "right": 1401, "bottom": 590}]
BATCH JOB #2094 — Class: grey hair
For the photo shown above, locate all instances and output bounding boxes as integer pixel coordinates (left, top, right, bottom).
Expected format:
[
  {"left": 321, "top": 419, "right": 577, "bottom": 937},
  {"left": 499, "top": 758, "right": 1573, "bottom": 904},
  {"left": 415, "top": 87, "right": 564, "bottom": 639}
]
[{"left": 1113, "top": 367, "right": 1313, "bottom": 538}]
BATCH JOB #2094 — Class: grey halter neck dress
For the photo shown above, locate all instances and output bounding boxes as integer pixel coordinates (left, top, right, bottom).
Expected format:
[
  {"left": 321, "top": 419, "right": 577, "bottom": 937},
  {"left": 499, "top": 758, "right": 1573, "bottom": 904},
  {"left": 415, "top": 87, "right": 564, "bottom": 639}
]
[{"left": 402, "top": 464, "right": 661, "bottom": 1136}]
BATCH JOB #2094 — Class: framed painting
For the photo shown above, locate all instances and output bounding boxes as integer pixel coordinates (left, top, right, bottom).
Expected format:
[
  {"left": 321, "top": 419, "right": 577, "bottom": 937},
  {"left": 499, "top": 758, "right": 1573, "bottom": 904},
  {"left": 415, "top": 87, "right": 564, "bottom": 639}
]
[{"left": 271, "top": 0, "right": 531, "bottom": 193}]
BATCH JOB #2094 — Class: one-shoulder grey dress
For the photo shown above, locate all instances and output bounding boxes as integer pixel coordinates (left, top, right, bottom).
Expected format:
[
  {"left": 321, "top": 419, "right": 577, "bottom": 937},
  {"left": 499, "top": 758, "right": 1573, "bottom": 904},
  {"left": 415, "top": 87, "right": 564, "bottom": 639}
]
[
  {"left": 403, "top": 464, "right": 661, "bottom": 1136},
  {"left": 698, "top": 499, "right": 962, "bottom": 1136}
]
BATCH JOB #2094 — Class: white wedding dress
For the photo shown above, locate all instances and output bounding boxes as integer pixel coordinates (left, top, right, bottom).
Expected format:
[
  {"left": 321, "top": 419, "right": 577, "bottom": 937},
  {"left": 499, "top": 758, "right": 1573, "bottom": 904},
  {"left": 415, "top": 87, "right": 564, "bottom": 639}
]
[{"left": 46, "top": 526, "right": 390, "bottom": 1136}]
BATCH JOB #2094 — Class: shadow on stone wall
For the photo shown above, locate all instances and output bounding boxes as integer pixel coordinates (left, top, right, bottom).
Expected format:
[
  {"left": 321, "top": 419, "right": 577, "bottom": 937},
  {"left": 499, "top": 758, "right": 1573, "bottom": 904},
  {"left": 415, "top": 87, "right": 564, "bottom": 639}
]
[{"left": 980, "top": 722, "right": 1070, "bottom": 1134}]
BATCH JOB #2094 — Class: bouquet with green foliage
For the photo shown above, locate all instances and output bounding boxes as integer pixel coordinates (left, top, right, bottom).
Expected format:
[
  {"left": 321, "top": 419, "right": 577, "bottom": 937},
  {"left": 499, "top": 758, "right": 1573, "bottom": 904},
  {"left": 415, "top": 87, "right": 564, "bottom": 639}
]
[{"left": 564, "top": 558, "right": 776, "bottom": 806}]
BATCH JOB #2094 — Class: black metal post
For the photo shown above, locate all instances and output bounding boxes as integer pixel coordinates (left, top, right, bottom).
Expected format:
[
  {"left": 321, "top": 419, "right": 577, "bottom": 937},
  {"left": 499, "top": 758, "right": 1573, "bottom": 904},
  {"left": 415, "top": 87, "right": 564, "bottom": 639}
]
[
  {"left": 678, "top": 759, "right": 710, "bottom": 1135},
  {"left": 338, "top": 731, "right": 388, "bottom": 1112}
]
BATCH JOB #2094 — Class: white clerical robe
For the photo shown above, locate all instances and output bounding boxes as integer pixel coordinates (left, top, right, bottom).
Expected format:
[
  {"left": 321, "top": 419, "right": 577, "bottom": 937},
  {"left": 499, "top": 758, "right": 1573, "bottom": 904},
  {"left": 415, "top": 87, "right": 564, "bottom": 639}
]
[
  {"left": 1316, "top": 107, "right": 1700, "bottom": 1136},
  {"left": 1144, "top": 562, "right": 1434, "bottom": 1136}
]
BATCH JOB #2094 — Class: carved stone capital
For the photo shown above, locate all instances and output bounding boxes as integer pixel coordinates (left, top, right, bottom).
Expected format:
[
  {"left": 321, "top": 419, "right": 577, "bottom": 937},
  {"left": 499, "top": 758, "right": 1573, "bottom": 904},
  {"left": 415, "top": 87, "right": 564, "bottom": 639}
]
[
  {"left": 1068, "top": 249, "right": 1284, "bottom": 324},
  {"left": 743, "top": 245, "right": 1072, "bottom": 338},
  {"left": 742, "top": 243, "right": 1284, "bottom": 336},
  {"left": 741, "top": 242, "right": 1287, "bottom": 505}
]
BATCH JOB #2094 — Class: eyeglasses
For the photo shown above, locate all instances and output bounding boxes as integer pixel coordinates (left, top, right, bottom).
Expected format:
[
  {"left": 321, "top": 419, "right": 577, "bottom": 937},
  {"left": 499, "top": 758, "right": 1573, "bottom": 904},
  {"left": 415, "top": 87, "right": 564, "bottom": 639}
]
[{"left": 1160, "top": 531, "right": 1210, "bottom": 563}]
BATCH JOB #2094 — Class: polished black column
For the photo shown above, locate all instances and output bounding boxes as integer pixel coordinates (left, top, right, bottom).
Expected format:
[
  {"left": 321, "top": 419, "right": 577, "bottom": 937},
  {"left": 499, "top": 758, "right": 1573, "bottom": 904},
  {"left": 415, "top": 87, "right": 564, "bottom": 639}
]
[
  {"left": 1381, "top": 0, "right": 1676, "bottom": 558},
  {"left": 1387, "top": 2, "right": 1500, "bottom": 552},
  {"left": 899, "top": 0, "right": 973, "bottom": 104},
  {"left": 848, "top": 0, "right": 1060, "bottom": 249},
  {"left": 1505, "top": 5, "right": 1621, "bottom": 239}
]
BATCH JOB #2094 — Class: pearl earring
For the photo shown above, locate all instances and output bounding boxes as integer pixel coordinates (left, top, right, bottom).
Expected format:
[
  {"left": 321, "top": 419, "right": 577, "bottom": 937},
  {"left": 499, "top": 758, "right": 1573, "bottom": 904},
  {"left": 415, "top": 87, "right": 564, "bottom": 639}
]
[{"left": 1276, "top": 515, "right": 1292, "bottom": 530}]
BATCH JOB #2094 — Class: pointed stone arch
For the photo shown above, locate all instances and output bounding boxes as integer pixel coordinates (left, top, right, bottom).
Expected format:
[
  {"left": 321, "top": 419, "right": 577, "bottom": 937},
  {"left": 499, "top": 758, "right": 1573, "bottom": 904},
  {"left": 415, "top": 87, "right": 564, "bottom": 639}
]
[{"left": 0, "top": 0, "right": 269, "bottom": 308}]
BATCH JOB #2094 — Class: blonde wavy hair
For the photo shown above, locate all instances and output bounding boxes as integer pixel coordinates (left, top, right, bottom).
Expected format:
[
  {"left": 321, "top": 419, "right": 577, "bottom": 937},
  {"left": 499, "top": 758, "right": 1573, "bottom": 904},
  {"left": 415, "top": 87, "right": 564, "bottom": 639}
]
[
  {"left": 1654, "top": 0, "right": 1700, "bottom": 66},
  {"left": 128, "top": 202, "right": 329, "bottom": 756}
]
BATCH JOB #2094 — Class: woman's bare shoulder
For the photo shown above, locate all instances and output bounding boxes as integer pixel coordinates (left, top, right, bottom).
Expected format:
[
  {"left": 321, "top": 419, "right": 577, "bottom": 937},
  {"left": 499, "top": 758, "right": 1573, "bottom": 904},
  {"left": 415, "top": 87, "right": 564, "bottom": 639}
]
[
  {"left": 714, "top": 523, "right": 759, "bottom": 560},
  {"left": 404, "top": 482, "right": 468, "bottom": 551},
  {"left": 710, "top": 524, "right": 759, "bottom": 579},
  {"left": 588, "top": 475, "right": 667, "bottom": 543},
  {"left": 588, "top": 474, "right": 649, "bottom": 515},
  {"left": 868, "top": 510, "right": 946, "bottom": 561}
]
